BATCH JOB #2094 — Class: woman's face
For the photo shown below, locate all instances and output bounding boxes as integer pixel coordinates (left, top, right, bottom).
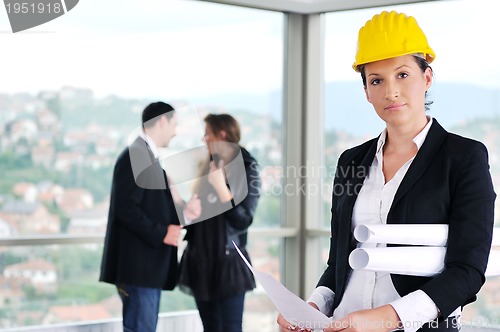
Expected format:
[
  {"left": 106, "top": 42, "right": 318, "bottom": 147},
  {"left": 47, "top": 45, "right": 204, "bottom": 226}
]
[
  {"left": 204, "top": 124, "right": 222, "bottom": 143},
  {"left": 204, "top": 124, "right": 223, "bottom": 154},
  {"left": 363, "top": 54, "right": 432, "bottom": 130}
]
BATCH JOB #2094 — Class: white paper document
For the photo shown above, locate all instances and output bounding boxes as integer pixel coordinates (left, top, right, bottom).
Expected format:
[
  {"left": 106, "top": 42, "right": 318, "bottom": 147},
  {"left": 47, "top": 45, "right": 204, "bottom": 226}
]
[
  {"left": 354, "top": 224, "right": 500, "bottom": 247},
  {"left": 349, "top": 247, "right": 500, "bottom": 277},
  {"left": 233, "top": 242, "right": 331, "bottom": 330}
]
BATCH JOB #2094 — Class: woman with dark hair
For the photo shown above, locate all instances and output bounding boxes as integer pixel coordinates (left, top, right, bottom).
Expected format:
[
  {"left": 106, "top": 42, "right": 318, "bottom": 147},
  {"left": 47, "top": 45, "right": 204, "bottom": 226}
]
[
  {"left": 179, "top": 113, "right": 261, "bottom": 332},
  {"left": 277, "top": 10, "right": 495, "bottom": 332}
]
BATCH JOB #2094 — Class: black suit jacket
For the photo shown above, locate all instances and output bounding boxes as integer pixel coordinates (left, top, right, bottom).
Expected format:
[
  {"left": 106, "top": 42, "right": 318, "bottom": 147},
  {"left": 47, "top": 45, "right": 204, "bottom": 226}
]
[
  {"left": 100, "top": 137, "right": 180, "bottom": 290},
  {"left": 317, "top": 119, "right": 495, "bottom": 318}
]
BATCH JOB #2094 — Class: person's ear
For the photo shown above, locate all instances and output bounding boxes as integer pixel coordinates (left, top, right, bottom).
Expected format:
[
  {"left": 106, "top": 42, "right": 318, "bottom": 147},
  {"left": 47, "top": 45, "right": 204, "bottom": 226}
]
[
  {"left": 364, "top": 87, "right": 371, "bottom": 103},
  {"left": 219, "top": 130, "right": 227, "bottom": 140},
  {"left": 424, "top": 67, "right": 433, "bottom": 90},
  {"left": 159, "top": 114, "right": 169, "bottom": 127}
]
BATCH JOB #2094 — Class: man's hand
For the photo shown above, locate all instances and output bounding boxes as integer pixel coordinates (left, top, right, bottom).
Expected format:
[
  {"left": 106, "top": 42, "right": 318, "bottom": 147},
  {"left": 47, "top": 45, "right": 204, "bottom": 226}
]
[{"left": 163, "top": 224, "right": 182, "bottom": 246}]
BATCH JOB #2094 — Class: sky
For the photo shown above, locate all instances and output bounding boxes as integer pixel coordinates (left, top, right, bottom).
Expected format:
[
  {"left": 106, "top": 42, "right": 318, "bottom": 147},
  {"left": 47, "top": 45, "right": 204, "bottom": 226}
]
[
  {"left": 324, "top": 0, "right": 500, "bottom": 89},
  {"left": 0, "top": 0, "right": 499, "bottom": 100},
  {"left": 0, "top": 0, "right": 284, "bottom": 99}
]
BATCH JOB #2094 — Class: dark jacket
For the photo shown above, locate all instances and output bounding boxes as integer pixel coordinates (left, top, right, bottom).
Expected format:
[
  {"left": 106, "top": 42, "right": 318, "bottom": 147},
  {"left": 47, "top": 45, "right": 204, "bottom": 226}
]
[
  {"left": 317, "top": 119, "right": 495, "bottom": 318},
  {"left": 100, "top": 137, "right": 180, "bottom": 290},
  {"left": 178, "top": 147, "right": 261, "bottom": 301}
]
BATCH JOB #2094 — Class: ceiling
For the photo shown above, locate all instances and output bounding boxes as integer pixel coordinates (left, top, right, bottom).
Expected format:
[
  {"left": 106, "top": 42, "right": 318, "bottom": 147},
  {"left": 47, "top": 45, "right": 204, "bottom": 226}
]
[{"left": 199, "top": 0, "right": 444, "bottom": 14}]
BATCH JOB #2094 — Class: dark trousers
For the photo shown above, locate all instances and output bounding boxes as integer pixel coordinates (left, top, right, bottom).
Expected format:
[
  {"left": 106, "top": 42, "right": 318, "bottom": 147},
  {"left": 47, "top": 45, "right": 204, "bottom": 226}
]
[
  {"left": 117, "top": 284, "right": 161, "bottom": 332},
  {"left": 196, "top": 294, "right": 246, "bottom": 332}
]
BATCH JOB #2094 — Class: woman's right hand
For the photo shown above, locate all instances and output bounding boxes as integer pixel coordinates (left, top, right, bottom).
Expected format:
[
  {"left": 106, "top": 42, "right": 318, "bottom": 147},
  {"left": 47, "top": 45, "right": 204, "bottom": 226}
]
[{"left": 276, "top": 302, "right": 318, "bottom": 332}]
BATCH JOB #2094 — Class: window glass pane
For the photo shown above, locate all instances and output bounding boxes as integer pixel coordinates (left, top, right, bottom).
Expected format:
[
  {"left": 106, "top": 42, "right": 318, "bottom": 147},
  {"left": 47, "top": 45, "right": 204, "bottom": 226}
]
[
  {"left": 324, "top": 0, "right": 500, "bottom": 326},
  {"left": 244, "top": 236, "right": 281, "bottom": 331},
  {"left": 0, "top": 244, "right": 117, "bottom": 327},
  {"left": 0, "top": 0, "right": 283, "bottom": 329},
  {"left": 0, "top": 237, "right": 283, "bottom": 330}
]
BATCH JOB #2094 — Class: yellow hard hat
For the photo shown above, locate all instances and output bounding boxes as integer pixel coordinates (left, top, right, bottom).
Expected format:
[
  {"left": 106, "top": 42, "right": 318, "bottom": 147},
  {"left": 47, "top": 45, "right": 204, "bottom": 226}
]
[{"left": 353, "top": 11, "right": 435, "bottom": 72}]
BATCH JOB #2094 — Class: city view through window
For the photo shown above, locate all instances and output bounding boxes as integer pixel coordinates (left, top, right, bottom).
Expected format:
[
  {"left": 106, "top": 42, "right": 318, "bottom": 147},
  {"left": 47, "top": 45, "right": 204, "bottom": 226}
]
[{"left": 0, "top": 1, "right": 283, "bottom": 329}]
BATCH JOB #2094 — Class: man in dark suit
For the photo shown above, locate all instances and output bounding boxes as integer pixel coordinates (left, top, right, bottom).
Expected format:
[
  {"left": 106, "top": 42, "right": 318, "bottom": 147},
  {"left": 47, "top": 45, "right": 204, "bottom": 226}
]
[{"left": 100, "top": 102, "right": 199, "bottom": 332}]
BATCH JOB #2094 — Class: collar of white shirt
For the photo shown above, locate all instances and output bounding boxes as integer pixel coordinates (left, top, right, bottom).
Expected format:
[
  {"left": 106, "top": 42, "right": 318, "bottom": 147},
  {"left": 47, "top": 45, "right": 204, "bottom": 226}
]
[
  {"left": 139, "top": 131, "right": 160, "bottom": 159},
  {"left": 376, "top": 116, "right": 434, "bottom": 154}
]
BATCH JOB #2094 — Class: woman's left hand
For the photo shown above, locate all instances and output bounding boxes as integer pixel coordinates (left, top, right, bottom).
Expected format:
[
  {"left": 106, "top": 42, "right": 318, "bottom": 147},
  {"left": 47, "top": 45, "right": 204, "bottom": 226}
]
[{"left": 324, "top": 305, "right": 401, "bottom": 332}]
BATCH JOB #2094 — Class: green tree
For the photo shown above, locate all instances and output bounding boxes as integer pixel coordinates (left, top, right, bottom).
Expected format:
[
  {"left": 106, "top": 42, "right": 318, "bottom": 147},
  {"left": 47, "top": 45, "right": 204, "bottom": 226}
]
[
  {"left": 45, "top": 96, "right": 62, "bottom": 117},
  {"left": 253, "top": 195, "right": 280, "bottom": 227}
]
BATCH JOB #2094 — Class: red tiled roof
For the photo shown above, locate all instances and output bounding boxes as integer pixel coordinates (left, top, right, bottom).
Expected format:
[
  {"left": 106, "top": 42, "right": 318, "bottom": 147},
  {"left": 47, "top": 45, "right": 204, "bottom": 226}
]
[
  {"left": 49, "top": 304, "right": 112, "bottom": 321},
  {"left": 5, "top": 259, "right": 56, "bottom": 272}
]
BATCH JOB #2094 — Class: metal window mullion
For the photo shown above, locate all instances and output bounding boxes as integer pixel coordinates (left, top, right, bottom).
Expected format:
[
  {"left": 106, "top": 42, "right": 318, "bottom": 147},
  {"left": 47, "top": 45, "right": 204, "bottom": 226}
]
[
  {"left": 282, "top": 12, "right": 305, "bottom": 296},
  {"left": 282, "top": 12, "right": 324, "bottom": 299},
  {"left": 303, "top": 13, "right": 325, "bottom": 298}
]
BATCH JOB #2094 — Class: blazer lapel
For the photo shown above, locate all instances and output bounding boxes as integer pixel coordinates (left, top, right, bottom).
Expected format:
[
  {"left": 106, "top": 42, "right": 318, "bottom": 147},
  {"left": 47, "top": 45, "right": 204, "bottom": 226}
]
[
  {"left": 344, "top": 140, "right": 379, "bottom": 211},
  {"left": 338, "top": 138, "right": 379, "bottom": 238},
  {"left": 390, "top": 120, "right": 448, "bottom": 216},
  {"left": 340, "top": 141, "right": 378, "bottom": 227}
]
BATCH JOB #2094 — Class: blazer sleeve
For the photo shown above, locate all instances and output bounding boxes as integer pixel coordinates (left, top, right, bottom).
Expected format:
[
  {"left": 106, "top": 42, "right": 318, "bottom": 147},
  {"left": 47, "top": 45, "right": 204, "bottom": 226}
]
[
  {"left": 224, "top": 160, "right": 261, "bottom": 230},
  {"left": 420, "top": 141, "right": 496, "bottom": 317}
]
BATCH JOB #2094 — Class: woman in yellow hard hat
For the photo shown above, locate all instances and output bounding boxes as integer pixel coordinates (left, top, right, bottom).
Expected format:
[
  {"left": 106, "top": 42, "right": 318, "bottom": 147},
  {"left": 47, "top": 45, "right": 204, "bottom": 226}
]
[{"left": 277, "top": 10, "right": 495, "bottom": 332}]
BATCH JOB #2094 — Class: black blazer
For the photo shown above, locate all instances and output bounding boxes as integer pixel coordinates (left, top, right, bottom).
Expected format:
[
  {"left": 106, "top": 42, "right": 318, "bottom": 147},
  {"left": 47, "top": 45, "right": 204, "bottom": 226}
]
[
  {"left": 100, "top": 137, "right": 180, "bottom": 290},
  {"left": 178, "top": 147, "right": 260, "bottom": 300},
  {"left": 317, "top": 119, "right": 495, "bottom": 318}
]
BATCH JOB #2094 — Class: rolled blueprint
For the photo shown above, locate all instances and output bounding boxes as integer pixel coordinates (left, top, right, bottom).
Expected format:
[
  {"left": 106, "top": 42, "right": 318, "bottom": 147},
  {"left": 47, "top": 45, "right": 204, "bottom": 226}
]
[
  {"left": 349, "top": 247, "right": 500, "bottom": 277},
  {"left": 349, "top": 247, "right": 446, "bottom": 277},
  {"left": 354, "top": 224, "right": 500, "bottom": 247}
]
